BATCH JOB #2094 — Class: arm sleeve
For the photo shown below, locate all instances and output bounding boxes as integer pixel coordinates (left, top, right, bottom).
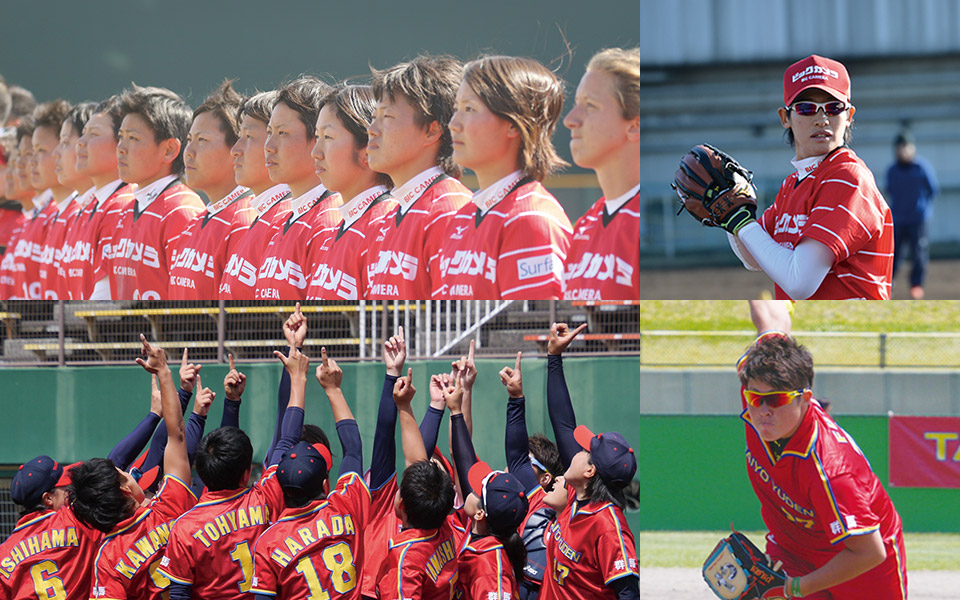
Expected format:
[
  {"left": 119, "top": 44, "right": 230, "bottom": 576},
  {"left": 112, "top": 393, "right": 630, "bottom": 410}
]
[
  {"left": 221, "top": 398, "right": 241, "bottom": 429},
  {"left": 727, "top": 232, "right": 762, "bottom": 271},
  {"left": 450, "top": 413, "right": 477, "bottom": 495},
  {"left": 89, "top": 276, "right": 111, "bottom": 300},
  {"left": 419, "top": 405, "right": 445, "bottom": 459},
  {"left": 505, "top": 396, "right": 539, "bottom": 493},
  {"left": 167, "top": 582, "right": 192, "bottom": 600},
  {"left": 369, "top": 374, "right": 399, "bottom": 490},
  {"left": 139, "top": 386, "right": 193, "bottom": 474},
  {"left": 547, "top": 354, "right": 580, "bottom": 469},
  {"left": 610, "top": 575, "right": 640, "bottom": 600},
  {"left": 264, "top": 349, "right": 293, "bottom": 467},
  {"left": 185, "top": 412, "right": 206, "bottom": 463},
  {"left": 267, "top": 406, "right": 304, "bottom": 467},
  {"left": 108, "top": 412, "right": 161, "bottom": 469},
  {"left": 737, "top": 222, "right": 835, "bottom": 300},
  {"left": 336, "top": 418, "right": 363, "bottom": 478}
]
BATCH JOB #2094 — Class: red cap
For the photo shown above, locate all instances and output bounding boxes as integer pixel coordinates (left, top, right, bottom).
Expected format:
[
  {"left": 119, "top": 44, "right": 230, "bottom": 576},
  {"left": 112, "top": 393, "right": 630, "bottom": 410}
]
[
  {"left": 137, "top": 465, "right": 160, "bottom": 491},
  {"left": 55, "top": 462, "right": 82, "bottom": 487},
  {"left": 783, "top": 55, "right": 850, "bottom": 106}
]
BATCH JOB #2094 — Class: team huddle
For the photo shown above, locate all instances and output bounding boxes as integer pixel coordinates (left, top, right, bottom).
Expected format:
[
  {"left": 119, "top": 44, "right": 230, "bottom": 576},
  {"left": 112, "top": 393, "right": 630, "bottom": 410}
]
[
  {"left": 0, "top": 306, "right": 640, "bottom": 600},
  {"left": 0, "top": 47, "right": 644, "bottom": 302}
]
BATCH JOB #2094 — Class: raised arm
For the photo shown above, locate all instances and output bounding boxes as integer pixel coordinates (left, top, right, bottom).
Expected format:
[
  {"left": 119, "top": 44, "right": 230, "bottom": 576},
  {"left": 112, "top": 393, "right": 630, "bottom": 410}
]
[
  {"left": 136, "top": 351, "right": 197, "bottom": 478},
  {"left": 266, "top": 304, "right": 307, "bottom": 465},
  {"left": 136, "top": 335, "right": 191, "bottom": 484},
  {"left": 748, "top": 299, "right": 793, "bottom": 335},
  {"left": 394, "top": 368, "right": 427, "bottom": 467},
  {"left": 500, "top": 352, "right": 539, "bottom": 493},
  {"left": 444, "top": 372, "right": 475, "bottom": 497},
  {"left": 221, "top": 353, "right": 245, "bottom": 429},
  {"left": 268, "top": 346, "right": 309, "bottom": 467},
  {"left": 450, "top": 339, "right": 477, "bottom": 436},
  {"left": 547, "top": 322, "right": 588, "bottom": 468},
  {"left": 316, "top": 348, "right": 362, "bottom": 478},
  {"left": 108, "top": 374, "right": 162, "bottom": 469}
]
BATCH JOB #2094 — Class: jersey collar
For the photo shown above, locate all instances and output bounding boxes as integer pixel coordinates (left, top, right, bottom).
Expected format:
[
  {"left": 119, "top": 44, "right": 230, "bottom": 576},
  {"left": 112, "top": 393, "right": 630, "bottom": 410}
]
[
  {"left": 603, "top": 181, "right": 642, "bottom": 216},
  {"left": 392, "top": 166, "right": 444, "bottom": 216},
  {"left": 253, "top": 183, "right": 292, "bottom": 217},
  {"left": 93, "top": 179, "right": 125, "bottom": 207},
  {"left": 790, "top": 154, "right": 828, "bottom": 181},
  {"left": 134, "top": 174, "right": 178, "bottom": 212},
  {"left": 55, "top": 190, "right": 80, "bottom": 218},
  {"left": 75, "top": 186, "right": 98, "bottom": 211},
  {"left": 32, "top": 189, "right": 54, "bottom": 216},
  {"left": 206, "top": 185, "right": 252, "bottom": 216},
  {"left": 339, "top": 184, "right": 389, "bottom": 230},
  {"left": 472, "top": 170, "right": 525, "bottom": 216}
]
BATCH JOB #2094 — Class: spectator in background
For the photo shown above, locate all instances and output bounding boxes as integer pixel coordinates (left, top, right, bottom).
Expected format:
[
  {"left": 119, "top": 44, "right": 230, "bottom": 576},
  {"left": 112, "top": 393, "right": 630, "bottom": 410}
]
[{"left": 886, "top": 132, "right": 939, "bottom": 299}]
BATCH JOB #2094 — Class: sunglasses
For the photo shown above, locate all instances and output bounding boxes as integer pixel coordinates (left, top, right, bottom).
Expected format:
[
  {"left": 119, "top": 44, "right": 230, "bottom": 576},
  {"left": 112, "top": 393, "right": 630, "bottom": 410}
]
[
  {"left": 741, "top": 386, "right": 806, "bottom": 408},
  {"left": 787, "top": 101, "right": 850, "bottom": 117}
]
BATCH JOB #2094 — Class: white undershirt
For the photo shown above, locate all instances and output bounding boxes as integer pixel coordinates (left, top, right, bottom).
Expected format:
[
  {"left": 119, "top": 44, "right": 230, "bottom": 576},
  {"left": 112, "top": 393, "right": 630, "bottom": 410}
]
[{"left": 729, "top": 224, "right": 834, "bottom": 300}]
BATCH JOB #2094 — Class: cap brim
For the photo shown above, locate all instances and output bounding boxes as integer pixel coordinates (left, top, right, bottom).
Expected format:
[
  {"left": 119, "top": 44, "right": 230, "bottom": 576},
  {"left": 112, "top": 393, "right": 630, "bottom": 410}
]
[
  {"left": 787, "top": 84, "right": 848, "bottom": 106},
  {"left": 574, "top": 424, "right": 595, "bottom": 452},
  {"left": 55, "top": 462, "right": 82, "bottom": 488},
  {"left": 137, "top": 465, "right": 160, "bottom": 491},
  {"left": 311, "top": 443, "right": 332, "bottom": 473},
  {"left": 468, "top": 461, "right": 493, "bottom": 496}
]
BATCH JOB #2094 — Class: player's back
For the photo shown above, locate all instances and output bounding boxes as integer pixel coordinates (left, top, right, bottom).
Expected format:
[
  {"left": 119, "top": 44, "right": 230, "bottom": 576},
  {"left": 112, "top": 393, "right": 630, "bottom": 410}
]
[
  {"left": 0, "top": 507, "right": 104, "bottom": 600},
  {"left": 376, "top": 515, "right": 462, "bottom": 600},
  {"left": 358, "top": 475, "right": 402, "bottom": 599},
  {"left": 251, "top": 472, "right": 370, "bottom": 600},
  {"left": 157, "top": 466, "right": 285, "bottom": 598}
]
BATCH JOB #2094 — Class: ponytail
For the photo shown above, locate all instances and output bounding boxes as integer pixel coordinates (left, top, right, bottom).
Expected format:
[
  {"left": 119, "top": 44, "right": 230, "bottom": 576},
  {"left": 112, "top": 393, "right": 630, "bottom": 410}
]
[{"left": 490, "top": 520, "right": 528, "bottom": 583}]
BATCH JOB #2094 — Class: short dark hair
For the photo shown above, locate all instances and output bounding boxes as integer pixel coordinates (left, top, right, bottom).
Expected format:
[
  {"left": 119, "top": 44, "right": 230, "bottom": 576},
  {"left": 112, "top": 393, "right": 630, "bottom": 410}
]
[
  {"left": 275, "top": 76, "right": 332, "bottom": 140},
  {"left": 237, "top": 90, "right": 278, "bottom": 127},
  {"left": 8, "top": 86, "right": 37, "bottom": 123},
  {"left": 63, "top": 102, "right": 96, "bottom": 138},
  {"left": 119, "top": 84, "right": 193, "bottom": 176},
  {"left": 584, "top": 458, "right": 627, "bottom": 509},
  {"left": 301, "top": 424, "right": 330, "bottom": 449},
  {"left": 195, "top": 427, "right": 253, "bottom": 491},
  {"left": 738, "top": 334, "right": 814, "bottom": 391},
  {"left": 68, "top": 458, "right": 137, "bottom": 533},
  {"left": 281, "top": 466, "right": 329, "bottom": 509},
  {"left": 372, "top": 55, "right": 463, "bottom": 178},
  {"left": 193, "top": 80, "right": 245, "bottom": 148},
  {"left": 16, "top": 116, "right": 36, "bottom": 144},
  {"left": 93, "top": 95, "right": 124, "bottom": 137},
  {"left": 399, "top": 460, "right": 454, "bottom": 530},
  {"left": 322, "top": 84, "right": 392, "bottom": 188},
  {"left": 528, "top": 433, "right": 562, "bottom": 482},
  {"left": 33, "top": 100, "right": 72, "bottom": 133},
  {"left": 0, "top": 75, "right": 10, "bottom": 124}
]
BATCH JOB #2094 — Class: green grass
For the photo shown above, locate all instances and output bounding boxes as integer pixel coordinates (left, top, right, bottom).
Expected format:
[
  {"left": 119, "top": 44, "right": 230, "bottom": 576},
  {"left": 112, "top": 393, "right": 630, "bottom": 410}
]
[{"left": 638, "top": 530, "right": 960, "bottom": 571}]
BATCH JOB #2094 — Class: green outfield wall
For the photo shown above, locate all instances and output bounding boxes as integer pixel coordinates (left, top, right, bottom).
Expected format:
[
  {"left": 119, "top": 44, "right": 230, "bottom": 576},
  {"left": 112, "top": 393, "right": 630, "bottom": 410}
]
[{"left": 1, "top": 359, "right": 958, "bottom": 535}]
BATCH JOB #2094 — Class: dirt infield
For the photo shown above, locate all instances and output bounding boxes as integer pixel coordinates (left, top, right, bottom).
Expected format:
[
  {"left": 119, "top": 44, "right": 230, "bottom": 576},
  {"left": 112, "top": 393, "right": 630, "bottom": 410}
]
[
  {"left": 637, "top": 259, "right": 960, "bottom": 300},
  {"left": 640, "top": 567, "right": 958, "bottom": 598}
]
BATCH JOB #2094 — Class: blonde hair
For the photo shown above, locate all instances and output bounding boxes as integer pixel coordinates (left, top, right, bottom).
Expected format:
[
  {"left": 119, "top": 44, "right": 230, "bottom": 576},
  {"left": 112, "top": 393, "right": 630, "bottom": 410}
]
[
  {"left": 586, "top": 48, "right": 642, "bottom": 120},
  {"left": 462, "top": 56, "right": 568, "bottom": 181}
]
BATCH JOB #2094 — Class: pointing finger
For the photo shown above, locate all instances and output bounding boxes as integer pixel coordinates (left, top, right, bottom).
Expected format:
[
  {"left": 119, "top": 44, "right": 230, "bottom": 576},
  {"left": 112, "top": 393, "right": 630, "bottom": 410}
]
[
  {"left": 228, "top": 353, "right": 235, "bottom": 371},
  {"left": 321, "top": 347, "right": 328, "bottom": 367},
  {"left": 182, "top": 347, "right": 188, "bottom": 367},
  {"left": 515, "top": 351, "right": 522, "bottom": 372},
  {"left": 572, "top": 323, "right": 588, "bottom": 337},
  {"left": 468, "top": 339, "right": 475, "bottom": 362}
]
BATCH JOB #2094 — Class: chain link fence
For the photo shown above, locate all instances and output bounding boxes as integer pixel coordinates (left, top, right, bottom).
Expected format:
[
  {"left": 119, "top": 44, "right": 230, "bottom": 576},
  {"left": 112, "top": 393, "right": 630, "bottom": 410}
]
[{"left": 2, "top": 300, "right": 960, "bottom": 368}]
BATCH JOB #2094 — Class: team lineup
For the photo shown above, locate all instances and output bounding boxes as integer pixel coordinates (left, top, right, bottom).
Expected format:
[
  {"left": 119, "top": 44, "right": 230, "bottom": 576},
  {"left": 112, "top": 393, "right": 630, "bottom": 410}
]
[{"left": 0, "top": 49, "right": 896, "bottom": 301}]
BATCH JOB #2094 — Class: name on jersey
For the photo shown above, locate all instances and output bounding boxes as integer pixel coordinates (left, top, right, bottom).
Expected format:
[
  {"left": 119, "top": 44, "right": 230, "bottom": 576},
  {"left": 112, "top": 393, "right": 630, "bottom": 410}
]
[
  {"left": 113, "top": 238, "right": 161, "bottom": 269},
  {"left": 224, "top": 255, "right": 258, "bottom": 287},
  {"left": 564, "top": 252, "right": 633, "bottom": 288},
  {"left": 773, "top": 213, "right": 808, "bottom": 237},
  {"left": 269, "top": 513, "right": 356, "bottom": 567},
  {"left": 309, "top": 264, "right": 358, "bottom": 300},
  {"left": 189, "top": 505, "right": 267, "bottom": 548},
  {"left": 517, "top": 254, "right": 558, "bottom": 281},
  {"left": 368, "top": 250, "right": 418, "bottom": 281},
  {"left": 425, "top": 539, "right": 456, "bottom": 583},
  {"left": 171, "top": 248, "right": 214, "bottom": 278},
  {"left": 258, "top": 257, "right": 307, "bottom": 290},
  {"left": 745, "top": 450, "right": 814, "bottom": 518},
  {"left": 0, "top": 527, "right": 80, "bottom": 576},
  {"left": 547, "top": 521, "right": 582, "bottom": 563},
  {"left": 113, "top": 520, "right": 174, "bottom": 580},
  {"left": 440, "top": 250, "right": 496, "bottom": 283}
]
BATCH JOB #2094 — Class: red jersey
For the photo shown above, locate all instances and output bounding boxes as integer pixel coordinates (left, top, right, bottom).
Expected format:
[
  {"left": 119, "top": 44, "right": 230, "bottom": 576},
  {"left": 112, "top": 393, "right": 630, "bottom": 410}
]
[
  {"left": 434, "top": 173, "right": 572, "bottom": 300},
  {"left": 218, "top": 184, "right": 290, "bottom": 300},
  {"left": 38, "top": 191, "right": 86, "bottom": 299},
  {"left": 305, "top": 186, "right": 395, "bottom": 300},
  {"left": 364, "top": 168, "right": 471, "bottom": 299},
  {"left": 742, "top": 398, "right": 906, "bottom": 597},
  {"left": 376, "top": 515, "right": 464, "bottom": 600},
  {"left": 563, "top": 187, "right": 643, "bottom": 300},
  {"left": 0, "top": 508, "right": 103, "bottom": 600},
  {"left": 0, "top": 213, "right": 27, "bottom": 299},
  {"left": 156, "top": 466, "right": 285, "bottom": 598},
  {"left": 58, "top": 181, "right": 134, "bottom": 300},
  {"left": 358, "top": 475, "right": 403, "bottom": 599},
  {"left": 758, "top": 147, "right": 893, "bottom": 299},
  {"left": 538, "top": 487, "right": 638, "bottom": 600},
  {"left": 250, "top": 472, "right": 370, "bottom": 600},
  {"left": 90, "top": 475, "right": 198, "bottom": 600},
  {"left": 110, "top": 176, "right": 204, "bottom": 300},
  {"left": 457, "top": 532, "right": 519, "bottom": 600},
  {"left": 167, "top": 186, "right": 255, "bottom": 300},
  {"left": 0, "top": 202, "right": 25, "bottom": 256},
  {"left": 253, "top": 185, "right": 342, "bottom": 301},
  {"left": 6, "top": 192, "right": 56, "bottom": 299}
]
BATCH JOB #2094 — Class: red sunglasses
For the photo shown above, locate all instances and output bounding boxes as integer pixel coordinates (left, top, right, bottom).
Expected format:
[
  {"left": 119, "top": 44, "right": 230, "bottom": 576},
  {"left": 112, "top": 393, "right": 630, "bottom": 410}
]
[
  {"left": 787, "top": 100, "right": 850, "bottom": 117},
  {"left": 741, "top": 386, "right": 806, "bottom": 408}
]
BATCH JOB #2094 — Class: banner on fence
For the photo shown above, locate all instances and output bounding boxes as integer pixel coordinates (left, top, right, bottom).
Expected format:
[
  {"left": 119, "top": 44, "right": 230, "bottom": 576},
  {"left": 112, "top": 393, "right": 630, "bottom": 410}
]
[{"left": 889, "top": 415, "right": 960, "bottom": 488}]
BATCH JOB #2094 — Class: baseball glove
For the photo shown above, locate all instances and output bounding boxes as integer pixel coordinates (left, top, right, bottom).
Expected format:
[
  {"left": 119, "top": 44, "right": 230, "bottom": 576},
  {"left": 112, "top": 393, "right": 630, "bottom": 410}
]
[
  {"left": 702, "top": 531, "right": 788, "bottom": 600},
  {"left": 673, "top": 144, "right": 758, "bottom": 235}
]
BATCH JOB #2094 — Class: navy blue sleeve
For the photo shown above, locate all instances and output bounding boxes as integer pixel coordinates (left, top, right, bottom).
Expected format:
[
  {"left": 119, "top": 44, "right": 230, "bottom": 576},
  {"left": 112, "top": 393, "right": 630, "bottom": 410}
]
[
  {"left": 108, "top": 412, "right": 161, "bottom": 469},
  {"left": 505, "top": 396, "right": 539, "bottom": 493},
  {"left": 450, "top": 413, "right": 476, "bottom": 496},
  {"left": 221, "top": 398, "right": 241, "bottom": 429},
  {"left": 336, "top": 419, "right": 363, "bottom": 478},
  {"left": 254, "top": 595, "right": 273, "bottom": 600},
  {"left": 186, "top": 412, "right": 206, "bottom": 464},
  {"left": 369, "top": 374, "right": 399, "bottom": 490},
  {"left": 419, "top": 405, "right": 445, "bottom": 459},
  {"left": 267, "top": 406, "right": 304, "bottom": 467},
  {"left": 547, "top": 354, "right": 579, "bottom": 469},
  {"left": 167, "top": 582, "right": 191, "bottom": 600},
  {"left": 139, "top": 387, "right": 192, "bottom": 474},
  {"left": 265, "top": 349, "right": 293, "bottom": 467},
  {"left": 610, "top": 574, "right": 640, "bottom": 600}
]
